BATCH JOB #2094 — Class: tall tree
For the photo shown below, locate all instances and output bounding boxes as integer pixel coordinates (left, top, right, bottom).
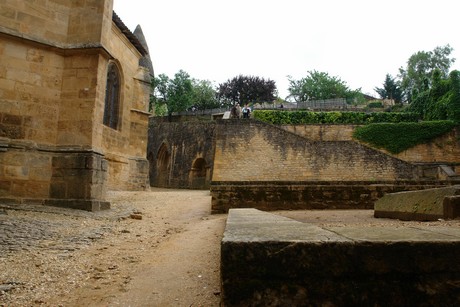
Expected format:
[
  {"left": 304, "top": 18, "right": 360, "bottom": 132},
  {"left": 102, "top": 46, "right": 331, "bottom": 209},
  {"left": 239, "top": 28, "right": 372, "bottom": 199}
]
[
  {"left": 287, "top": 70, "right": 363, "bottom": 103},
  {"left": 151, "top": 70, "right": 194, "bottom": 117},
  {"left": 399, "top": 44, "right": 455, "bottom": 102},
  {"left": 217, "top": 75, "right": 277, "bottom": 107},
  {"left": 191, "top": 79, "right": 220, "bottom": 110},
  {"left": 408, "top": 68, "right": 460, "bottom": 122},
  {"left": 374, "top": 74, "right": 404, "bottom": 103}
]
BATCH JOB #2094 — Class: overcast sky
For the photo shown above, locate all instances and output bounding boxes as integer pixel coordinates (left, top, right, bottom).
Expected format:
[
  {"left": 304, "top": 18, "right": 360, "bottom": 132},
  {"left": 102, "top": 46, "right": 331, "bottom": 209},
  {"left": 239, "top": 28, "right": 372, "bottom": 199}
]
[{"left": 114, "top": 0, "right": 460, "bottom": 99}]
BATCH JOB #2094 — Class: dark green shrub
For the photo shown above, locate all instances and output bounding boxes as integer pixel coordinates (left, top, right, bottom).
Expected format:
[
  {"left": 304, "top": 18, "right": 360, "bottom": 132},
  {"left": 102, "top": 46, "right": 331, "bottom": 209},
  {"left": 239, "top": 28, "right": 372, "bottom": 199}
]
[
  {"left": 367, "top": 101, "right": 384, "bottom": 108},
  {"left": 253, "top": 110, "right": 419, "bottom": 125}
]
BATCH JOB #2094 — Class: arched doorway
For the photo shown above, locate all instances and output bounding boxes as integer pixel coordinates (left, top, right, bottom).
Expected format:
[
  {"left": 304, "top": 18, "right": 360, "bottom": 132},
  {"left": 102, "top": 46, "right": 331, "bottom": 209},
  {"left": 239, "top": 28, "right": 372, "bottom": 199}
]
[
  {"left": 156, "top": 143, "right": 171, "bottom": 187},
  {"left": 189, "top": 158, "right": 209, "bottom": 189}
]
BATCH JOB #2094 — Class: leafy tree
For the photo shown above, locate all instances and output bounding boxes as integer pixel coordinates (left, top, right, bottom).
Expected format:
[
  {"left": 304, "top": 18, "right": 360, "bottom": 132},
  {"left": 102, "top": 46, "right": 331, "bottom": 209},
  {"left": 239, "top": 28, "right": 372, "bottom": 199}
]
[
  {"left": 408, "top": 68, "right": 460, "bottom": 122},
  {"left": 399, "top": 45, "right": 455, "bottom": 102},
  {"left": 374, "top": 74, "right": 404, "bottom": 103},
  {"left": 151, "top": 70, "right": 219, "bottom": 116},
  {"left": 217, "top": 75, "right": 277, "bottom": 107},
  {"left": 287, "top": 70, "right": 363, "bottom": 103},
  {"left": 447, "top": 70, "right": 460, "bottom": 122},
  {"left": 191, "top": 79, "right": 220, "bottom": 110}
]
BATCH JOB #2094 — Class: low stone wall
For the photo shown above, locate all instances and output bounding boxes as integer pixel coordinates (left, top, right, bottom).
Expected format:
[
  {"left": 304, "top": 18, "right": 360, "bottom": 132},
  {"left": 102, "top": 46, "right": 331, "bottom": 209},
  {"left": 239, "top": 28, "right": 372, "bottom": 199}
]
[
  {"left": 374, "top": 185, "right": 460, "bottom": 221},
  {"left": 211, "top": 180, "right": 460, "bottom": 213},
  {"left": 221, "top": 209, "right": 460, "bottom": 306}
]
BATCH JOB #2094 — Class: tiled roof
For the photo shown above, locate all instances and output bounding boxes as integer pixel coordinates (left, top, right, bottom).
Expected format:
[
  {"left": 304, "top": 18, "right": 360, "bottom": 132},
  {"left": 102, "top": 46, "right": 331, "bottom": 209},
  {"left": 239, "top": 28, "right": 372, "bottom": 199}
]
[{"left": 112, "top": 11, "right": 147, "bottom": 56}]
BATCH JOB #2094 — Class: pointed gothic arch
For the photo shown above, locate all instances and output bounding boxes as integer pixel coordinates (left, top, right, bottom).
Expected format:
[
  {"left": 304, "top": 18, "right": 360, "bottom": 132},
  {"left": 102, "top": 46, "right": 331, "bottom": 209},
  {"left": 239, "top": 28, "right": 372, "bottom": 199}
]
[
  {"left": 103, "top": 62, "right": 122, "bottom": 129},
  {"left": 189, "top": 157, "right": 210, "bottom": 189},
  {"left": 156, "top": 143, "right": 171, "bottom": 187}
]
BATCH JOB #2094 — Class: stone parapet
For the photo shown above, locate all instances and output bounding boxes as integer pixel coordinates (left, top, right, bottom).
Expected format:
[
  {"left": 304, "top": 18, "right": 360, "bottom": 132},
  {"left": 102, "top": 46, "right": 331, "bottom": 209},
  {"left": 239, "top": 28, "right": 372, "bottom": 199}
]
[{"left": 221, "top": 209, "right": 460, "bottom": 306}]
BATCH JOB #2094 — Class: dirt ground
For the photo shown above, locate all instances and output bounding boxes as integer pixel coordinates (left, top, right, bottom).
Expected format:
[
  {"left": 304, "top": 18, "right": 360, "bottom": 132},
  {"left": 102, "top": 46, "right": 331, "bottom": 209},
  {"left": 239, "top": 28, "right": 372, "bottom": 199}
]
[
  {"left": 1, "top": 189, "right": 226, "bottom": 307},
  {"left": 1, "top": 189, "right": 460, "bottom": 307}
]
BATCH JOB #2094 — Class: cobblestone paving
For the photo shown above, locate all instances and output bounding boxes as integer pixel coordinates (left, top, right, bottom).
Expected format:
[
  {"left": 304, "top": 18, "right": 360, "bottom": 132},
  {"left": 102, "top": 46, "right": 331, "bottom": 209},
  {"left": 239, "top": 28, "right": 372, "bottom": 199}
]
[
  {"left": 0, "top": 202, "right": 137, "bottom": 306},
  {"left": 0, "top": 214, "right": 109, "bottom": 254},
  {"left": 0, "top": 205, "right": 131, "bottom": 256}
]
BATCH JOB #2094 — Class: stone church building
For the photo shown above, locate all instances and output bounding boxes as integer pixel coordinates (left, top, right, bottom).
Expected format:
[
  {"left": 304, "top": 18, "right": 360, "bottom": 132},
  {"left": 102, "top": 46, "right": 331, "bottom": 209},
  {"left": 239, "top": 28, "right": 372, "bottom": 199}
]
[{"left": 0, "top": 0, "right": 153, "bottom": 210}]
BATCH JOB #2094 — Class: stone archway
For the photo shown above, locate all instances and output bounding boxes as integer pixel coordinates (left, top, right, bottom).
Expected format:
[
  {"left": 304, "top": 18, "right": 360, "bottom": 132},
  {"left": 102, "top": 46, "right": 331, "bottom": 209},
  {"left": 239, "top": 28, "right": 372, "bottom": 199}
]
[
  {"left": 156, "top": 143, "right": 171, "bottom": 187},
  {"left": 189, "top": 158, "right": 209, "bottom": 189}
]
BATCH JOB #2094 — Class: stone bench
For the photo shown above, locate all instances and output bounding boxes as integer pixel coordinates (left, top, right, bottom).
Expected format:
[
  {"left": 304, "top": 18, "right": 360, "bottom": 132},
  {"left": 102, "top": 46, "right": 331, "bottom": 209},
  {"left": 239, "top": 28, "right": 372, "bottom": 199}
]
[{"left": 221, "top": 208, "right": 460, "bottom": 306}]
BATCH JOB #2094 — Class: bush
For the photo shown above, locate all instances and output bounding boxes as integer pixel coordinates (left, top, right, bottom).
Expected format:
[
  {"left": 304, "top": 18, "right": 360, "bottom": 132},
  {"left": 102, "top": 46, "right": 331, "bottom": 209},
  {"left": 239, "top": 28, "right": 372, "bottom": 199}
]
[
  {"left": 352, "top": 121, "right": 457, "bottom": 154},
  {"left": 367, "top": 101, "right": 384, "bottom": 108}
]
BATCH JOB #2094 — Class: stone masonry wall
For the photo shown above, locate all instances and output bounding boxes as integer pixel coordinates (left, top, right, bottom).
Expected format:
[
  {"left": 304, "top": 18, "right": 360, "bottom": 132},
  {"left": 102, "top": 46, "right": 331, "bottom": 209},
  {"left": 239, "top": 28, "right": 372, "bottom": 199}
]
[
  {"left": 0, "top": 0, "right": 112, "bottom": 48},
  {"left": 0, "top": 0, "right": 151, "bottom": 208},
  {"left": 281, "top": 124, "right": 357, "bottom": 141},
  {"left": 213, "top": 120, "right": 418, "bottom": 182},
  {"left": 210, "top": 181, "right": 457, "bottom": 213},
  {"left": 283, "top": 124, "right": 460, "bottom": 167},
  {"left": 148, "top": 119, "right": 216, "bottom": 189},
  {"left": 0, "top": 35, "right": 63, "bottom": 144}
]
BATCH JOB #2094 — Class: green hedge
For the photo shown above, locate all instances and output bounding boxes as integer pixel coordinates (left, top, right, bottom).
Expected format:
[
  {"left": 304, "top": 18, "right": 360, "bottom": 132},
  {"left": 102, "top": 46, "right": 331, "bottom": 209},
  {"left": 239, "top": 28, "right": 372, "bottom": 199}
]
[
  {"left": 253, "top": 110, "right": 419, "bottom": 125},
  {"left": 367, "top": 101, "right": 384, "bottom": 108},
  {"left": 353, "top": 121, "right": 457, "bottom": 154}
]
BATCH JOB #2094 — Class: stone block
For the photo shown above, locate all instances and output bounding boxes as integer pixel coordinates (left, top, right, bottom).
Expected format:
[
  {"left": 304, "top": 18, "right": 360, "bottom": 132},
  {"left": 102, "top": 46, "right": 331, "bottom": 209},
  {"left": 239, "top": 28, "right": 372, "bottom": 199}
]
[
  {"left": 374, "top": 185, "right": 460, "bottom": 221},
  {"left": 444, "top": 196, "right": 460, "bottom": 219},
  {"left": 0, "top": 180, "right": 12, "bottom": 196},
  {"left": 4, "top": 166, "right": 29, "bottom": 179},
  {"left": 221, "top": 209, "right": 460, "bottom": 306},
  {"left": 49, "top": 182, "right": 66, "bottom": 199}
]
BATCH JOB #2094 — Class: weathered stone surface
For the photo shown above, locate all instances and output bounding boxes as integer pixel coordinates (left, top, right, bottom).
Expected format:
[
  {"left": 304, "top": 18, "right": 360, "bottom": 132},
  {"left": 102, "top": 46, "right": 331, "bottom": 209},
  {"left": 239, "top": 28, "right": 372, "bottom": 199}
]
[
  {"left": 0, "top": 1, "right": 151, "bottom": 210},
  {"left": 221, "top": 209, "right": 460, "bottom": 306},
  {"left": 374, "top": 185, "right": 460, "bottom": 221},
  {"left": 148, "top": 119, "right": 216, "bottom": 189},
  {"left": 211, "top": 181, "right": 458, "bottom": 213}
]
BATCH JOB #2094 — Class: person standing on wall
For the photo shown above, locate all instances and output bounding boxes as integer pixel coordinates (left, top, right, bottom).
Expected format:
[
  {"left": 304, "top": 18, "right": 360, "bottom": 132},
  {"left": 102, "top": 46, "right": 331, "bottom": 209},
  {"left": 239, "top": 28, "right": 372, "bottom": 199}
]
[{"left": 242, "top": 103, "right": 251, "bottom": 118}]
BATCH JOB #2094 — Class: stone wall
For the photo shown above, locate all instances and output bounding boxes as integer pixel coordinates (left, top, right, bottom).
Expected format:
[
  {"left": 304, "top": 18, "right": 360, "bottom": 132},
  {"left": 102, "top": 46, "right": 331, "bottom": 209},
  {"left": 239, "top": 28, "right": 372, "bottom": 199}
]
[
  {"left": 284, "top": 124, "right": 460, "bottom": 168},
  {"left": 213, "top": 120, "right": 418, "bottom": 182},
  {"left": 148, "top": 119, "right": 216, "bottom": 189},
  {"left": 210, "top": 180, "right": 458, "bottom": 213},
  {"left": 281, "top": 124, "right": 357, "bottom": 141},
  {"left": 0, "top": 0, "right": 151, "bottom": 210}
]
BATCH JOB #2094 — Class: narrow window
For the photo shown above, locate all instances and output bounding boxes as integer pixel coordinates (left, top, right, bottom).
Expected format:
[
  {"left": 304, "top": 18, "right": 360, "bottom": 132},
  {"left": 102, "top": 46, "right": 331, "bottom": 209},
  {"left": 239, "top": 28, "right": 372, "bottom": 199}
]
[{"left": 103, "top": 63, "right": 120, "bottom": 129}]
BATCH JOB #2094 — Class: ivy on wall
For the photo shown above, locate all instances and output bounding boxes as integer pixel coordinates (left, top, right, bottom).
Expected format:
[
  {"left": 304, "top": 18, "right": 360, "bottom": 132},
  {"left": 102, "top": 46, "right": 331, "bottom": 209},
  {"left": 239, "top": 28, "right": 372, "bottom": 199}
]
[
  {"left": 352, "top": 121, "right": 457, "bottom": 154},
  {"left": 252, "top": 110, "right": 457, "bottom": 154}
]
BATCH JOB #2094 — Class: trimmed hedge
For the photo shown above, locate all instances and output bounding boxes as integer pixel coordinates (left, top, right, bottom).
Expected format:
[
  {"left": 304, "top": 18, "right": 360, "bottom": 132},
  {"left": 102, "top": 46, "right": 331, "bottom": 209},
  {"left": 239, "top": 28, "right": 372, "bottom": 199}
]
[
  {"left": 253, "top": 110, "right": 419, "bottom": 125},
  {"left": 353, "top": 121, "right": 457, "bottom": 154}
]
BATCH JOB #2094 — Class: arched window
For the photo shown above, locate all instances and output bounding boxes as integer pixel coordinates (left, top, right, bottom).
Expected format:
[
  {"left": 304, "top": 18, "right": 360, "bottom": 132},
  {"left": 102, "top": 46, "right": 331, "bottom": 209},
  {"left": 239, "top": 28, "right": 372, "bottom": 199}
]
[{"left": 103, "top": 63, "right": 120, "bottom": 129}]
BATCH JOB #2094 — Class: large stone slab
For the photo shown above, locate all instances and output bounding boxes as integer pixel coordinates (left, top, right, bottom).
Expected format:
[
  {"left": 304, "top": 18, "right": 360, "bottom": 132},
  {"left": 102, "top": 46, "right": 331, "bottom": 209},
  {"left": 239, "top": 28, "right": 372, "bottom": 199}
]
[
  {"left": 374, "top": 185, "right": 460, "bottom": 221},
  {"left": 221, "top": 208, "right": 460, "bottom": 306}
]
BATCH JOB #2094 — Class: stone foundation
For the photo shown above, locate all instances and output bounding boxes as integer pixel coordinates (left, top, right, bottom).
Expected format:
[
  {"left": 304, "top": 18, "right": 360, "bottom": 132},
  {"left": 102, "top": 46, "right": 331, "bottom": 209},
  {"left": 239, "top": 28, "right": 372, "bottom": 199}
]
[{"left": 0, "top": 142, "right": 110, "bottom": 211}]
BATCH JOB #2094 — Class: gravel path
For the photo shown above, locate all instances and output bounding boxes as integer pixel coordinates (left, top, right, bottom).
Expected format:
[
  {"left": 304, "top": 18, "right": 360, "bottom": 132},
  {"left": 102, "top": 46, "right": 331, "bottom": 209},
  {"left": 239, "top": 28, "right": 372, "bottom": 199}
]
[
  {"left": 1, "top": 189, "right": 225, "bottom": 307},
  {"left": 1, "top": 190, "right": 459, "bottom": 306}
]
